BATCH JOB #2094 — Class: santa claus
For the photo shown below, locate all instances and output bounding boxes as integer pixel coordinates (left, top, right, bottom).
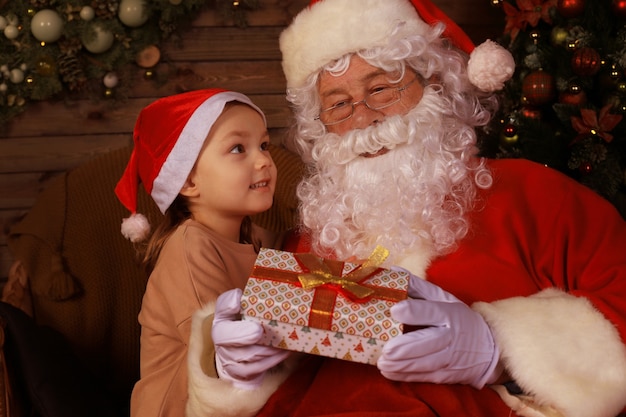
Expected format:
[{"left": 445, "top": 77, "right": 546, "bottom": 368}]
[{"left": 186, "top": 1, "right": 626, "bottom": 416}]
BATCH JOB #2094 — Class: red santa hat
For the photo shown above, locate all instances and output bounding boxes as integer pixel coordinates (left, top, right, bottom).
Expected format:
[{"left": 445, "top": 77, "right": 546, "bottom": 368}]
[
  {"left": 280, "top": 0, "right": 515, "bottom": 92},
  {"left": 114, "top": 88, "right": 266, "bottom": 242}
]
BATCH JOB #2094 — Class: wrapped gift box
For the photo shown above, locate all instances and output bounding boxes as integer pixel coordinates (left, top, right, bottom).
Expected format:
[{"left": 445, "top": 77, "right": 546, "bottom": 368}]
[{"left": 241, "top": 248, "right": 409, "bottom": 365}]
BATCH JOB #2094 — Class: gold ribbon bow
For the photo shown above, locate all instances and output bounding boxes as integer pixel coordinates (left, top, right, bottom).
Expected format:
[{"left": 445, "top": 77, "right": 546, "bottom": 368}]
[{"left": 296, "top": 245, "right": 389, "bottom": 300}]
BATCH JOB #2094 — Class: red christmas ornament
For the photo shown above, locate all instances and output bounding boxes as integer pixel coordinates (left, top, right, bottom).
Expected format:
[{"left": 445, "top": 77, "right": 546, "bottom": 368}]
[
  {"left": 579, "top": 161, "right": 593, "bottom": 174},
  {"left": 503, "top": 123, "right": 517, "bottom": 137},
  {"left": 571, "top": 47, "right": 602, "bottom": 76},
  {"left": 613, "top": 0, "right": 626, "bottom": 18},
  {"left": 559, "top": 91, "right": 587, "bottom": 106},
  {"left": 500, "top": 126, "right": 519, "bottom": 145},
  {"left": 557, "top": 0, "right": 586, "bottom": 18},
  {"left": 522, "top": 106, "right": 542, "bottom": 119},
  {"left": 522, "top": 70, "right": 556, "bottom": 106}
]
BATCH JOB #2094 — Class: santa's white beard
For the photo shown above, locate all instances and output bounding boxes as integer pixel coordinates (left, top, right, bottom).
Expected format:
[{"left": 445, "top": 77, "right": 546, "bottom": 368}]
[{"left": 298, "top": 88, "right": 478, "bottom": 267}]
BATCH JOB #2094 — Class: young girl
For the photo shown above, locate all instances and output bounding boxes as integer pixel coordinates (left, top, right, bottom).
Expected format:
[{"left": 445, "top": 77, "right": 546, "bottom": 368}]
[{"left": 115, "top": 89, "right": 292, "bottom": 417}]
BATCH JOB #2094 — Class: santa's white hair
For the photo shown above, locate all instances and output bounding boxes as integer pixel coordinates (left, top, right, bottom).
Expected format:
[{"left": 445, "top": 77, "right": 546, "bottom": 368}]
[{"left": 285, "top": 22, "right": 498, "bottom": 265}]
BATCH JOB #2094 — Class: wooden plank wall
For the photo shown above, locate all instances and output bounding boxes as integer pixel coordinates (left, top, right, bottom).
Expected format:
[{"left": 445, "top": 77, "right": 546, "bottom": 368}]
[{"left": 0, "top": 0, "right": 504, "bottom": 287}]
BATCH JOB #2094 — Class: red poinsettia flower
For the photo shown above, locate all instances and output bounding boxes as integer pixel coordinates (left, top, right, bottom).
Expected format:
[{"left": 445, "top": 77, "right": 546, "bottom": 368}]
[
  {"left": 571, "top": 104, "right": 623, "bottom": 143},
  {"left": 503, "top": 0, "right": 557, "bottom": 41}
]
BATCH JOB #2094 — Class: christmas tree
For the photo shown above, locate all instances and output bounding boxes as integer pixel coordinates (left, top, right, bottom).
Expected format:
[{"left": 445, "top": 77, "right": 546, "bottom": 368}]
[{"left": 480, "top": 0, "right": 626, "bottom": 218}]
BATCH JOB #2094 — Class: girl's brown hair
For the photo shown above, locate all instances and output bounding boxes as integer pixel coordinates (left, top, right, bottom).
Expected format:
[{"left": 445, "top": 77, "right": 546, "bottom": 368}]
[{"left": 140, "top": 194, "right": 254, "bottom": 272}]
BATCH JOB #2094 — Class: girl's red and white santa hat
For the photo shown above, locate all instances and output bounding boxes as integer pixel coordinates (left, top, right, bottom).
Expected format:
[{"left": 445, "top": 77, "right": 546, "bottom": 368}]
[
  {"left": 280, "top": 0, "right": 514, "bottom": 92},
  {"left": 114, "top": 88, "right": 266, "bottom": 242}
]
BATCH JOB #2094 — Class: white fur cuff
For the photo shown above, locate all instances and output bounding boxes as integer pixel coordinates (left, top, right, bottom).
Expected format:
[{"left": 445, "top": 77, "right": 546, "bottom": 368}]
[
  {"left": 186, "top": 302, "right": 296, "bottom": 417},
  {"left": 473, "top": 288, "right": 626, "bottom": 417}
]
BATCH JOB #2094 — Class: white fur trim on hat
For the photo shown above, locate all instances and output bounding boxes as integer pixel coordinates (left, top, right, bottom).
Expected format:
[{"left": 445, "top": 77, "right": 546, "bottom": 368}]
[
  {"left": 280, "top": 0, "right": 515, "bottom": 92},
  {"left": 280, "top": 0, "right": 428, "bottom": 90},
  {"left": 151, "top": 92, "right": 264, "bottom": 214}
]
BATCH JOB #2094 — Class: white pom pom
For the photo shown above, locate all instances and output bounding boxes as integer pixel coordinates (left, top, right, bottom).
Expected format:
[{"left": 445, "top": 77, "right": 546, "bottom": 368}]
[
  {"left": 467, "top": 40, "right": 515, "bottom": 92},
  {"left": 121, "top": 213, "right": 151, "bottom": 242}
]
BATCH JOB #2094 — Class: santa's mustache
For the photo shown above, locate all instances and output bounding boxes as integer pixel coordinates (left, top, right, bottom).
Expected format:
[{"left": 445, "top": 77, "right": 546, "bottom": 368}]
[{"left": 311, "top": 88, "right": 445, "bottom": 167}]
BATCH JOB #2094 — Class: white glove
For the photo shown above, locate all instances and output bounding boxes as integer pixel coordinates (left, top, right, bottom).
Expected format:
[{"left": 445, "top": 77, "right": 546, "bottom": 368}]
[
  {"left": 377, "top": 272, "right": 500, "bottom": 389},
  {"left": 212, "top": 288, "right": 290, "bottom": 389}
]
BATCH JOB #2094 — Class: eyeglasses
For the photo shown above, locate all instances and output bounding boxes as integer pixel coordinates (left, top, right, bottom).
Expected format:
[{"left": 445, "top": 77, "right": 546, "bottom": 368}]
[{"left": 315, "top": 77, "right": 419, "bottom": 126}]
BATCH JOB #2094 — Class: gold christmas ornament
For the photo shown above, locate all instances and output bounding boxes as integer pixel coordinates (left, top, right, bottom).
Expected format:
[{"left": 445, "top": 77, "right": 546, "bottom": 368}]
[
  {"left": 529, "top": 29, "right": 540, "bottom": 45},
  {"left": 610, "top": 64, "right": 621, "bottom": 80},
  {"left": 500, "top": 132, "right": 519, "bottom": 145},
  {"left": 36, "top": 55, "right": 56, "bottom": 76},
  {"left": 551, "top": 27, "right": 568, "bottom": 46}
]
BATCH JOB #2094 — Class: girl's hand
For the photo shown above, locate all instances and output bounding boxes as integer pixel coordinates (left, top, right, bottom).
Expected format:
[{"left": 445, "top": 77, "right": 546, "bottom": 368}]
[{"left": 212, "top": 288, "right": 290, "bottom": 389}]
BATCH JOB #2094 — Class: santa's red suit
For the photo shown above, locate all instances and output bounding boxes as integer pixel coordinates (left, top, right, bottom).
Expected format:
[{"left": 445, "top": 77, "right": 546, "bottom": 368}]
[{"left": 249, "top": 158, "right": 626, "bottom": 417}]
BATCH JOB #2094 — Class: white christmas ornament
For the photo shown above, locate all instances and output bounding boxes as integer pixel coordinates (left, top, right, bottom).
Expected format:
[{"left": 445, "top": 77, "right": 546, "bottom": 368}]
[
  {"left": 31, "top": 9, "right": 64, "bottom": 43},
  {"left": 80, "top": 6, "right": 96, "bottom": 21},
  {"left": 9, "top": 68, "right": 24, "bottom": 83},
  {"left": 118, "top": 0, "right": 148, "bottom": 27},
  {"left": 4, "top": 24, "right": 18, "bottom": 40},
  {"left": 0, "top": 83, "right": 7, "bottom": 93},
  {"left": 103, "top": 72, "right": 119, "bottom": 88},
  {"left": 82, "top": 24, "right": 114, "bottom": 54}
]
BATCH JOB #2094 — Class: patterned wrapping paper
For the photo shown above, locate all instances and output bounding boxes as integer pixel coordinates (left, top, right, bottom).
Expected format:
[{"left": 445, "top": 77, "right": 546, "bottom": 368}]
[{"left": 240, "top": 248, "right": 409, "bottom": 365}]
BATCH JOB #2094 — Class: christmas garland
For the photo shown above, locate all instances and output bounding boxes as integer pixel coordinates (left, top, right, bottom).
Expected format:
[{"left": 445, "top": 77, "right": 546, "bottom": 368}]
[{"left": 0, "top": 0, "right": 259, "bottom": 127}]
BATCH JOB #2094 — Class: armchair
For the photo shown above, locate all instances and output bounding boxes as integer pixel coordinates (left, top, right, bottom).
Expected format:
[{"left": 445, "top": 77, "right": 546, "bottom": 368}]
[{"left": 0, "top": 143, "right": 304, "bottom": 417}]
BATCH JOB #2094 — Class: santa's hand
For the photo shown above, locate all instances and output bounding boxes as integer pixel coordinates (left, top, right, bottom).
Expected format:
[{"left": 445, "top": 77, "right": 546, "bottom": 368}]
[
  {"left": 377, "top": 274, "right": 500, "bottom": 389},
  {"left": 212, "top": 288, "right": 289, "bottom": 389}
]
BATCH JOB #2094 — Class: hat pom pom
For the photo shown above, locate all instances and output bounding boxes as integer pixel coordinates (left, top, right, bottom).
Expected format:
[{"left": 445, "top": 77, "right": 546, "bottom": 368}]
[
  {"left": 467, "top": 40, "right": 515, "bottom": 92},
  {"left": 121, "top": 212, "right": 151, "bottom": 243}
]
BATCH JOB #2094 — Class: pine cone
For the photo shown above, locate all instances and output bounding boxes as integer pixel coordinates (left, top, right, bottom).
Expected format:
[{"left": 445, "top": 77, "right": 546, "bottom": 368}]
[
  {"left": 91, "top": 0, "right": 118, "bottom": 20},
  {"left": 159, "top": 20, "right": 176, "bottom": 38},
  {"left": 57, "top": 53, "right": 87, "bottom": 92},
  {"left": 30, "top": 0, "right": 53, "bottom": 8},
  {"left": 58, "top": 38, "right": 82, "bottom": 56}
]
